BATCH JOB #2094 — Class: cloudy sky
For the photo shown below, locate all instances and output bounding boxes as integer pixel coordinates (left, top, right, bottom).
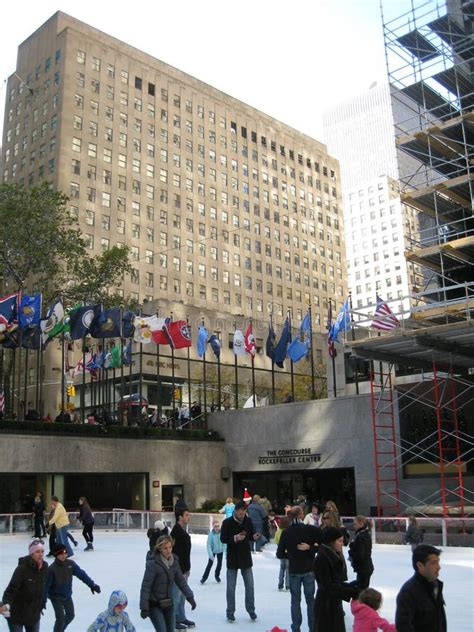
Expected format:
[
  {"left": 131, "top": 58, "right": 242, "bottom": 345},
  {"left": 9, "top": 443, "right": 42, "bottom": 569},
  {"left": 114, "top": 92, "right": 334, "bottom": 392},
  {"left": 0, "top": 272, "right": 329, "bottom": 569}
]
[{"left": 1, "top": 0, "right": 410, "bottom": 143}]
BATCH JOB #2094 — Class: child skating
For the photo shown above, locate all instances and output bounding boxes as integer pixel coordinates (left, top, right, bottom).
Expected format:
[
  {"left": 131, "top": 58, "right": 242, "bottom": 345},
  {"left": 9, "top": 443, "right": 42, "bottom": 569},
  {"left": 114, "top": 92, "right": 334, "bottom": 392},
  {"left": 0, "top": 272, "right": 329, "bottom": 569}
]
[{"left": 87, "top": 589, "right": 136, "bottom": 631}]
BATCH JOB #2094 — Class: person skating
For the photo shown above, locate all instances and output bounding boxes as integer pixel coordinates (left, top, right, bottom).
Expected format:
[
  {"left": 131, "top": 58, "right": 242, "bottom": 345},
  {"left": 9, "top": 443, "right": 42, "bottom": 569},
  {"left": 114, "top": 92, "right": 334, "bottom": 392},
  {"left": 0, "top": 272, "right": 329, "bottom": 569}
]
[
  {"left": 32, "top": 492, "right": 46, "bottom": 538},
  {"left": 219, "top": 497, "right": 235, "bottom": 519},
  {"left": 45, "top": 543, "right": 101, "bottom": 632},
  {"left": 348, "top": 515, "right": 374, "bottom": 590},
  {"left": 247, "top": 494, "right": 268, "bottom": 553},
  {"left": 200, "top": 521, "right": 225, "bottom": 584},
  {"left": 87, "top": 589, "right": 136, "bottom": 632},
  {"left": 405, "top": 516, "right": 424, "bottom": 552},
  {"left": 147, "top": 520, "right": 169, "bottom": 553},
  {"left": 140, "top": 535, "right": 196, "bottom": 632},
  {"left": 170, "top": 508, "right": 194, "bottom": 629},
  {"left": 1, "top": 539, "right": 49, "bottom": 632},
  {"left": 78, "top": 496, "right": 95, "bottom": 551},
  {"left": 395, "top": 544, "right": 446, "bottom": 632},
  {"left": 351, "top": 588, "right": 396, "bottom": 632},
  {"left": 220, "top": 500, "right": 259, "bottom": 623},
  {"left": 48, "top": 497, "right": 73, "bottom": 558}
]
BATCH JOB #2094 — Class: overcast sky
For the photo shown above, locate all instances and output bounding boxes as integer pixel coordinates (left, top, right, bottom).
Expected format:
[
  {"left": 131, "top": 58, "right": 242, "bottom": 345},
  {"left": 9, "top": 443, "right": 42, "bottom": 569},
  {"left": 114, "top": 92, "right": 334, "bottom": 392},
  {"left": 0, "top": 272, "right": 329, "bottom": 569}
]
[{"left": 1, "top": 0, "right": 410, "bottom": 144}]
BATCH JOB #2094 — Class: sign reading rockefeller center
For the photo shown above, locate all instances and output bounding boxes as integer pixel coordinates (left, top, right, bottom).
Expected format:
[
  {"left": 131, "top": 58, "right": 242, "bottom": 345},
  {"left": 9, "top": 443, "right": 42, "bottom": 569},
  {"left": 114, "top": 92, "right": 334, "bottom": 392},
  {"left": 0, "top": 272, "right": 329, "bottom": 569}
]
[{"left": 258, "top": 448, "right": 321, "bottom": 465}]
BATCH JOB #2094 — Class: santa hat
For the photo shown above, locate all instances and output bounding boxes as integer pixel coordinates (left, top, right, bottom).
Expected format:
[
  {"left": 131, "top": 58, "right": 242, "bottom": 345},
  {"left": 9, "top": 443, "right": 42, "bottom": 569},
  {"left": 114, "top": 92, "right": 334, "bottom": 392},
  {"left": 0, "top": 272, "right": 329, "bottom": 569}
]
[{"left": 243, "top": 488, "right": 251, "bottom": 503}]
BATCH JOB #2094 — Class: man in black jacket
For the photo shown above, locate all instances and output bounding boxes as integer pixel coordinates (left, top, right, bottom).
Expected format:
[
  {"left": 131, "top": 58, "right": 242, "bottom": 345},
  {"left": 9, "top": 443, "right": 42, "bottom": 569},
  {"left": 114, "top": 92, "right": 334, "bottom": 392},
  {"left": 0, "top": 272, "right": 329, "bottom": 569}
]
[
  {"left": 276, "top": 506, "right": 322, "bottom": 632},
  {"left": 396, "top": 544, "right": 447, "bottom": 632},
  {"left": 170, "top": 509, "right": 194, "bottom": 630},
  {"left": 220, "top": 500, "right": 260, "bottom": 623}
]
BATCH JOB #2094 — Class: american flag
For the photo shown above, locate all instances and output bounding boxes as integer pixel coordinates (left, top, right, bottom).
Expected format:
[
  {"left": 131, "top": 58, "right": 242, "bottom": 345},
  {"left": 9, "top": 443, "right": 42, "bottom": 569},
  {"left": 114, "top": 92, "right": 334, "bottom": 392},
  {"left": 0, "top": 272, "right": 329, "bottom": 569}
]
[{"left": 371, "top": 295, "right": 400, "bottom": 331}]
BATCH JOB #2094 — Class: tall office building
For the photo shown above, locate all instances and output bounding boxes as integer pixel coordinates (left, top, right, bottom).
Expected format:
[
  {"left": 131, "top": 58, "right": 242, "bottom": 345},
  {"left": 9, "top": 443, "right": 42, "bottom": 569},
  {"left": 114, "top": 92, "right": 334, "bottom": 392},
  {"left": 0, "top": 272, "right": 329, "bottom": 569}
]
[
  {"left": 1, "top": 12, "right": 347, "bottom": 413},
  {"left": 323, "top": 83, "right": 421, "bottom": 321}
]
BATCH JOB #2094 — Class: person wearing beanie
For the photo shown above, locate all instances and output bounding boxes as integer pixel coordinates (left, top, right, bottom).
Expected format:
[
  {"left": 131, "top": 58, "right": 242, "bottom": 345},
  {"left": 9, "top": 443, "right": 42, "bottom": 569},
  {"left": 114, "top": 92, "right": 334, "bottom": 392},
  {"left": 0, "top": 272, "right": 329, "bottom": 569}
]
[
  {"left": 1, "top": 539, "right": 49, "bottom": 630},
  {"left": 146, "top": 519, "right": 169, "bottom": 554},
  {"left": 220, "top": 500, "right": 259, "bottom": 623},
  {"left": 45, "top": 543, "right": 101, "bottom": 632},
  {"left": 313, "top": 527, "right": 359, "bottom": 632},
  {"left": 87, "top": 590, "right": 136, "bottom": 632}
]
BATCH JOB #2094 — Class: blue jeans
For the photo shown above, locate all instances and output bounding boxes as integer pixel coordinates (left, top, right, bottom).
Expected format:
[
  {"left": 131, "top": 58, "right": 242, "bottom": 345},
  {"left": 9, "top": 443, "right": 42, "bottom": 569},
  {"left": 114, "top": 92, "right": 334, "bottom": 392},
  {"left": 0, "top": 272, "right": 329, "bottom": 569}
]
[
  {"left": 50, "top": 596, "right": 75, "bottom": 632},
  {"left": 226, "top": 567, "right": 255, "bottom": 617},
  {"left": 289, "top": 572, "right": 315, "bottom": 632},
  {"left": 249, "top": 534, "right": 268, "bottom": 552},
  {"left": 171, "top": 572, "right": 188, "bottom": 623},
  {"left": 279, "top": 558, "right": 289, "bottom": 589},
  {"left": 7, "top": 623, "right": 40, "bottom": 632},
  {"left": 56, "top": 525, "right": 73, "bottom": 557},
  {"left": 149, "top": 605, "right": 175, "bottom": 632}
]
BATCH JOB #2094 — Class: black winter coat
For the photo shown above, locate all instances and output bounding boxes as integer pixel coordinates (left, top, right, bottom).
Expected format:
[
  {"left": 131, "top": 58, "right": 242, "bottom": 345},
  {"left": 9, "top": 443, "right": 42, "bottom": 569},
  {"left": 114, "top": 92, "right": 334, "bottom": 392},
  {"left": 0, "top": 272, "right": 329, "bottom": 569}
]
[
  {"left": 78, "top": 505, "right": 94, "bottom": 525},
  {"left": 140, "top": 553, "right": 193, "bottom": 610},
  {"left": 396, "top": 573, "right": 446, "bottom": 632},
  {"left": 348, "top": 526, "right": 374, "bottom": 574},
  {"left": 170, "top": 523, "right": 191, "bottom": 572},
  {"left": 313, "top": 545, "right": 359, "bottom": 632},
  {"left": 2, "top": 556, "right": 48, "bottom": 626},
  {"left": 276, "top": 522, "right": 322, "bottom": 574},
  {"left": 220, "top": 514, "right": 255, "bottom": 570},
  {"left": 33, "top": 498, "right": 45, "bottom": 518}
]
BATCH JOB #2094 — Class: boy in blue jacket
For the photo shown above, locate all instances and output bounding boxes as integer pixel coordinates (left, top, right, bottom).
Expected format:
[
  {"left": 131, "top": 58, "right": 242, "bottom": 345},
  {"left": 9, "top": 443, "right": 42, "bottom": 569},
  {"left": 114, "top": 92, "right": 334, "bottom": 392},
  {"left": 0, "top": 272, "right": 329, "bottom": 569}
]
[
  {"left": 45, "top": 543, "right": 101, "bottom": 632},
  {"left": 200, "top": 520, "right": 226, "bottom": 584}
]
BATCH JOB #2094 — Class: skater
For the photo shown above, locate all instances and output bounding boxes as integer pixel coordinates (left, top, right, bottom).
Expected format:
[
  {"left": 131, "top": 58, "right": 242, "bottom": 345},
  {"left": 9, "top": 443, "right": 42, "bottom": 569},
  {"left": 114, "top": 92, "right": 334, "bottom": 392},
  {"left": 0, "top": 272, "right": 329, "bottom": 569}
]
[
  {"left": 276, "top": 506, "right": 322, "bottom": 632},
  {"left": 78, "top": 496, "right": 95, "bottom": 551},
  {"left": 45, "top": 543, "right": 101, "bottom": 632},
  {"left": 32, "top": 491, "right": 46, "bottom": 538},
  {"left": 405, "top": 516, "right": 424, "bottom": 552},
  {"left": 87, "top": 589, "right": 136, "bottom": 632},
  {"left": 274, "top": 515, "right": 290, "bottom": 590},
  {"left": 351, "top": 588, "right": 396, "bottom": 632},
  {"left": 200, "top": 521, "right": 225, "bottom": 584},
  {"left": 170, "top": 508, "right": 195, "bottom": 629},
  {"left": 1, "top": 539, "right": 49, "bottom": 632},
  {"left": 48, "top": 496, "right": 73, "bottom": 558},
  {"left": 147, "top": 519, "right": 169, "bottom": 553},
  {"left": 320, "top": 510, "right": 350, "bottom": 546},
  {"left": 348, "top": 515, "right": 374, "bottom": 590},
  {"left": 303, "top": 502, "right": 320, "bottom": 527},
  {"left": 219, "top": 497, "right": 236, "bottom": 519},
  {"left": 395, "top": 544, "right": 446, "bottom": 632},
  {"left": 140, "top": 535, "right": 196, "bottom": 632},
  {"left": 247, "top": 494, "right": 268, "bottom": 552},
  {"left": 313, "top": 527, "right": 359, "bottom": 632},
  {"left": 220, "top": 500, "right": 259, "bottom": 623}
]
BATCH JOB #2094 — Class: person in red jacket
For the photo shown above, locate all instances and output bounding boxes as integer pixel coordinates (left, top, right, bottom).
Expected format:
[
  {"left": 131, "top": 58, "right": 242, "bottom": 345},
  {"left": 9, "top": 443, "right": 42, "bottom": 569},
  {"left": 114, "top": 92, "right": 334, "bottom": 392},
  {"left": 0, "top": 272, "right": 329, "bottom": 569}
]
[{"left": 351, "top": 588, "right": 396, "bottom": 632}]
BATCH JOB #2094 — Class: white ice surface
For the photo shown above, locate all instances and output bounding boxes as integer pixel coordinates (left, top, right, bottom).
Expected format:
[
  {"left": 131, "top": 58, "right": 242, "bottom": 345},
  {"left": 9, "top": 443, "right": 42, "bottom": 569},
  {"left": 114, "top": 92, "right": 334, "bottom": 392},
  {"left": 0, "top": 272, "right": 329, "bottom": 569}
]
[{"left": 0, "top": 531, "right": 473, "bottom": 631}]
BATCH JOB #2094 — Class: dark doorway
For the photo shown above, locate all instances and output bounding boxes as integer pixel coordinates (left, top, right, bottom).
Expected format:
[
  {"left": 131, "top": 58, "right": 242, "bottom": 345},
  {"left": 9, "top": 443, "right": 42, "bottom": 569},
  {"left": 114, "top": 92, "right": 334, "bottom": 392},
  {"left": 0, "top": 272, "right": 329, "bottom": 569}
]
[
  {"left": 161, "top": 484, "right": 184, "bottom": 511},
  {"left": 232, "top": 467, "right": 356, "bottom": 515},
  {"left": 64, "top": 473, "right": 148, "bottom": 510}
]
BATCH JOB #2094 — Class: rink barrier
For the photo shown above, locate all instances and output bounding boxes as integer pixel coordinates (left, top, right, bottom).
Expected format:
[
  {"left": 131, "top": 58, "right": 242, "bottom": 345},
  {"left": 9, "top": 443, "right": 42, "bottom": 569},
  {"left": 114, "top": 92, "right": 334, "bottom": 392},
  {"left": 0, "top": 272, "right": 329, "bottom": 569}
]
[{"left": 1, "top": 512, "right": 473, "bottom": 547}]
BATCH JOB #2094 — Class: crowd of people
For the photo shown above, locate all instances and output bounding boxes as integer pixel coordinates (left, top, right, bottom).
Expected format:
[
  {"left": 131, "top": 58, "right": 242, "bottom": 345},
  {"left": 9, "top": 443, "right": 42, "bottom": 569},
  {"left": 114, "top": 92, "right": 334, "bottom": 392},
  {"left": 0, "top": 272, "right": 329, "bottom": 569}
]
[{"left": 0, "top": 492, "right": 447, "bottom": 632}]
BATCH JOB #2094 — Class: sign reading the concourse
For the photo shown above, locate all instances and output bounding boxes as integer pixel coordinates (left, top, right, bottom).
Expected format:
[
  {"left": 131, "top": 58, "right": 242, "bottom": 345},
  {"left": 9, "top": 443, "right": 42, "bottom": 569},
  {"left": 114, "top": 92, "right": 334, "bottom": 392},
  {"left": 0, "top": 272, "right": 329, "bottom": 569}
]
[{"left": 258, "top": 448, "right": 321, "bottom": 465}]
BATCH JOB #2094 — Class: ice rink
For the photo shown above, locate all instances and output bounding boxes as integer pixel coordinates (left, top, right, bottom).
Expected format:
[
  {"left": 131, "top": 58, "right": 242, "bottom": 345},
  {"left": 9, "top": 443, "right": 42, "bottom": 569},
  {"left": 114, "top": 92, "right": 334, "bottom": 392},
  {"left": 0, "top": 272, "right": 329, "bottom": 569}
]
[{"left": 0, "top": 530, "right": 472, "bottom": 631}]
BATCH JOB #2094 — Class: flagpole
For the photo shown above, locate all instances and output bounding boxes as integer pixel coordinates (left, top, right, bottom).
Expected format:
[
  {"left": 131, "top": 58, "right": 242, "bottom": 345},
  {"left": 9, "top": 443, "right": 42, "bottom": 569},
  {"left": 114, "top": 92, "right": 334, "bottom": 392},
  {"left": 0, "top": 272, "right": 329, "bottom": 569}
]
[
  {"left": 308, "top": 304, "right": 316, "bottom": 400},
  {"left": 39, "top": 340, "right": 44, "bottom": 418},
  {"left": 23, "top": 347, "right": 29, "bottom": 417},
  {"left": 186, "top": 315, "right": 191, "bottom": 418},
  {"left": 216, "top": 329, "right": 222, "bottom": 410},
  {"left": 288, "top": 310, "right": 295, "bottom": 402},
  {"left": 60, "top": 331, "right": 65, "bottom": 416},
  {"left": 81, "top": 337, "right": 86, "bottom": 419},
  {"left": 250, "top": 318, "right": 256, "bottom": 408},
  {"left": 170, "top": 312, "right": 176, "bottom": 415},
  {"left": 35, "top": 339, "right": 40, "bottom": 412},
  {"left": 101, "top": 335, "right": 106, "bottom": 420},
  {"left": 138, "top": 309, "right": 143, "bottom": 424},
  {"left": 11, "top": 347, "right": 16, "bottom": 419},
  {"left": 120, "top": 310, "right": 125, "bottom": 425},
  {"left": 16, "top": 342, "right": 22, "bottom": 420},
  {"left": 201, "top": 318, "right": 207, "bottom": 426},
  {"left": 270, "top": 313, "right": 275, "bottom": 405},
  {"left": 155, "top": 308, "right": 161, "bottom": 420},
  {"left": 233, "top": 320, "right": 239, "bottom": 410},
  {"left": 329, "top": 300, "right": 337, "bottom": 398},
  {"left": 128, "top": 339, "right": 133, "bottom": 423}
]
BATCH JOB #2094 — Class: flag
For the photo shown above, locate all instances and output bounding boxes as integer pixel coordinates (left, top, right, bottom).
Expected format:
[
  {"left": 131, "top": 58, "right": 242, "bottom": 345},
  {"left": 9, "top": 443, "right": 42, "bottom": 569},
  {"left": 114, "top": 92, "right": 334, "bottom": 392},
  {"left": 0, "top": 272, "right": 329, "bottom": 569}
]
[
  {"left": 265, "top": 323, "right": 276, "bottom": 361},
  {"left": 110, "top": 345, "right": 122, "bottom": 368},
  {"left": 372, "top": 295, "right": 400, "bottom": 331},
  {"left": 122, "top": 340, "right": 132, "bottom": 366},
  {"left": 163, "top": 320, "right": 192, "bottom": 349},
  {"left": 0, "top": 293, "right": 18, "bottom": 331},
  {"left": 103, "top": 351, "right": 112, "bottom": 369},
  {"left": 69, "top": 305, "right": 100, "bottom": 340},
  {"left": 89, "top": 307, "right": 121, "bottom": 338},
  {"left": 151, "top": 317, "right": 171, "bottom": 345},
  {"left": 122, "top": 310, "right": 135, "bottom": 339},
  {"left": 40, "top": 299, "right": 64, "bottom": 343},
  {"left": 232, "top": 329, "right": 246, "bottom": 355},
  {"left": 331, "top": 300, "right": 351, "bottom": 342},
  {"left": 19, "top": 294, "right": 42, "bottom": 328},
  {"left": 244, "top": 323, "right": 256, "bottom": 357},
  {"left": 0, "top": 329, "right": 18, "bottom": 349},
  {"left": 327, "top": 304, "right": 337, "bottom": 358},
  {"left": 21, "top": 325, "right": 41, "bottom": 350},
  {"left": 134, "top": 315, "right": 168, "bottom": 344},
  {"left": 0, "top": 390, "right": 4, "bottom": 414},
  {"left": 197, "top": 325, "right": 208, "bottom": 357},
  {"left": 274, "top": 318, "right": 291, "bottom": 368},
  {"left": 208, "top": 334, "right": 221, "bottom": 359},
  {"left": 287, "top": 312, "right": 311, "bottom": 363}
]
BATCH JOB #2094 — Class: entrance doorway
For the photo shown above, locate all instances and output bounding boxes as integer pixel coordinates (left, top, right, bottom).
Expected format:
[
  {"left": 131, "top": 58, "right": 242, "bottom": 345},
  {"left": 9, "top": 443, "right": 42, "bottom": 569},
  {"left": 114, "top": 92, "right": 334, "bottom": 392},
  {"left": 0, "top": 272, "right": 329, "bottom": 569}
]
[{"left": 161, "top": 484, "right": 184, "bottom": 512}]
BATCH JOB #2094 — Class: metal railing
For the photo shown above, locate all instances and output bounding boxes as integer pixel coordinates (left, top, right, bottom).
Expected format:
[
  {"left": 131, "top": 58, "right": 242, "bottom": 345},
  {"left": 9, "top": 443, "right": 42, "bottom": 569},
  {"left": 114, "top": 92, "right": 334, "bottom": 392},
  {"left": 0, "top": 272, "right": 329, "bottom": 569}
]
[{"left": 1, "top": 512, "right": 473, "bottom": 547}]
